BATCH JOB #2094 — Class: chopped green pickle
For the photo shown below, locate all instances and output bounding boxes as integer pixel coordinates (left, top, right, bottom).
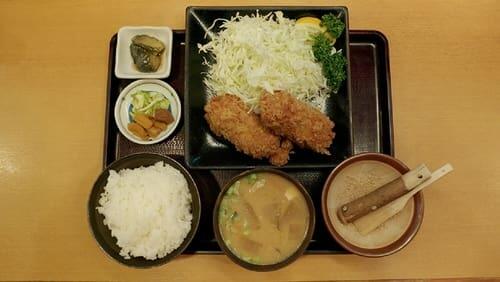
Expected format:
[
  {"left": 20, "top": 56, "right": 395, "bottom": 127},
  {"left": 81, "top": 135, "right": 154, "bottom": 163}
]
[
  {"left": 247, "top": 173, "right": 258, "bottom": 184},
  {"left": 227, "top": 181, "right": 241, "bottom": 196}
]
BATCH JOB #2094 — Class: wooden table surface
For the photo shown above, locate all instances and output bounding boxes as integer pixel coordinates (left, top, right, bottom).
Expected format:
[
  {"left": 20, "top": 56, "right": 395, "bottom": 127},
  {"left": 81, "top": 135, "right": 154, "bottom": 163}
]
[{"left": 1, "top": 0, "right": 499, "bottom": 281}]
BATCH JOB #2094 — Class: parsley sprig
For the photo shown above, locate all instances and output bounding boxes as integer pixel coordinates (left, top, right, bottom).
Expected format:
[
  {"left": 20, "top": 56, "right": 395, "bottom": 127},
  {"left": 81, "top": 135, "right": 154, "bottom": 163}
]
[{"left": 312, "top": 13, "right": 347, "bottom": 93}]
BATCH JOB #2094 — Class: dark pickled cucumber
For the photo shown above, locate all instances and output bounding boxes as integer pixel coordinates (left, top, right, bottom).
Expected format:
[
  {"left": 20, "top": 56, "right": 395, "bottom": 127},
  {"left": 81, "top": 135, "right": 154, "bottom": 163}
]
[
  {"left": 130, "top": 35, "right": 165, "bottom": 72},
  {"left": 132, "top": 34, "right": 165, "bottom": 53}
]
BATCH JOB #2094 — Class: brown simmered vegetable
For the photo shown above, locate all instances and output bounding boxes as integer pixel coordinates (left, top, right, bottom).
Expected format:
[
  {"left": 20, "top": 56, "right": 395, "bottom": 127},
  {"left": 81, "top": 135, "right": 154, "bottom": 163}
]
[
  {"left": 130, "top": 34, "right": 165, "bottom": 73},
  {"left": 134, "top": 113, "right": 154, "bottom": 129},
  {"left": 154, "top": 121, "right": 167, "bottom": 131},
  {"left": 146, "top": 126, "right": 162, "bottom": 138},
  {"left": 128, "top": 122, "right": 148, "bottom": 140},
  {"left": 154, "top": 109, "right": 174, "bottom": 125},
  {"left": 127, "top": 110, "right": 173, "bottom": 140}
]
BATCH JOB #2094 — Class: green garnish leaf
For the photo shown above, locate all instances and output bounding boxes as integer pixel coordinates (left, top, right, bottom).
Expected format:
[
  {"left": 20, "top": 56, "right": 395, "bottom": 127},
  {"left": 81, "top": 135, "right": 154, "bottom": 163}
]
[
  {"left": 312, "top": 33, "right": 347, "bottom": 93},
  {"left": 320, "top": 13, "right": 345, "bottom": 39}
]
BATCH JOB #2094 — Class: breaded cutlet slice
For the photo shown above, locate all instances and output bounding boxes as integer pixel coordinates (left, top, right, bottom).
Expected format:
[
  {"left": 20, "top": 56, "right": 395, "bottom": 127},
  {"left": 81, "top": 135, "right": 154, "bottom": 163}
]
[
  {"left": 259, "top": 91, "right": 335, "bottom": 155},
  {"left": 204, "top": 94, "right": 293, "bottom": 166}
]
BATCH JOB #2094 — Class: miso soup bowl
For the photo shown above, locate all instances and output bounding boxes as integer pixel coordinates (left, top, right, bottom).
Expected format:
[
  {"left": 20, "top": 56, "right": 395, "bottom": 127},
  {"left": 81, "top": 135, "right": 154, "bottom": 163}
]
[{"left": 213, "top": 168, "right": 315, "bottom": 272}]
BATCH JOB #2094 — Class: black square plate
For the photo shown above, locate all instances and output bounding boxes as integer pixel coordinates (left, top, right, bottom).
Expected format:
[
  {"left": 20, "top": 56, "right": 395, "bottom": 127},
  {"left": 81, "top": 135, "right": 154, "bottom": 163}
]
[{"left": 184, "top": 6, "right": 352, "bottom": 169}]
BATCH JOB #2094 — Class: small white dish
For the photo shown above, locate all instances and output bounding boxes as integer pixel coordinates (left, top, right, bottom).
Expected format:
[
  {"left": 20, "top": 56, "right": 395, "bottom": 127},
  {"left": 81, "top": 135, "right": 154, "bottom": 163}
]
[
  {"left": 114, "top": 79, "right": 181, "bottom": 145},
  {"left": 115, "top": 26, "right": 173, "bottom": 79}
]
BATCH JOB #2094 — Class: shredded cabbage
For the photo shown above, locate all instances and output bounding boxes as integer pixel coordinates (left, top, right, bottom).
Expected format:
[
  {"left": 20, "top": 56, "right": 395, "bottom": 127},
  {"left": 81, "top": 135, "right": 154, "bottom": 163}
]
[
  {"left": 130, "top": 90, "right": 169, "bottom": 116},
  {"left": 198, "top": 11, "right": 329, "bottom": 110}
]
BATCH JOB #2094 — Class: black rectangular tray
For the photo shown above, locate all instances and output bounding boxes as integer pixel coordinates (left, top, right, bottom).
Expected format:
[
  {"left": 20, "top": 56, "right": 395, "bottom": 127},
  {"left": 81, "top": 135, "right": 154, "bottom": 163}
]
[{"left": 103, "top": 30, "right": 393, "bottom": 254}]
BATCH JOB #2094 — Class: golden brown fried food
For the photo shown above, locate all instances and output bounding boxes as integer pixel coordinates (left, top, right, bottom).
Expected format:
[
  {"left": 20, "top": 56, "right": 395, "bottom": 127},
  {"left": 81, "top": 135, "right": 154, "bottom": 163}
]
[
  {"left": 259, "top": 91, "right": 335, "bottom": 155},
  {"left": 204, "top": 94, "right": 292, "bottom": 166}
]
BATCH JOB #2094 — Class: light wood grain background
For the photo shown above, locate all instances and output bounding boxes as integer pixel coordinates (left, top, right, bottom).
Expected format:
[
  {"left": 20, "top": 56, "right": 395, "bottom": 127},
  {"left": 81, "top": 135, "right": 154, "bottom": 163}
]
[{"left": 0, "top": 0, "right": 499, "bottom": 281}]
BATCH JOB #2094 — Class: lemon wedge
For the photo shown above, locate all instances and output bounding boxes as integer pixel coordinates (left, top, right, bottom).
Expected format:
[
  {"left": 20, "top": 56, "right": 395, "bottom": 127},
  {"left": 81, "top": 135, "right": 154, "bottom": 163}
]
[
  {"left": 296, "top": 17, "right": 325, "bottom": 32},
  {"left": 296, "top": 16, "right": 336, "bottom": 43},
  {"left": 296, "top": 16, "right": 322, "bottom": 26}
]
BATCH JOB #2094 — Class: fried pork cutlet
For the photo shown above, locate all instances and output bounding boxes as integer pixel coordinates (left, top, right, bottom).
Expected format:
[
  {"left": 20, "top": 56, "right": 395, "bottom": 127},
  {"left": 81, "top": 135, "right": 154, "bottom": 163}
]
[
  {"left": 204, "top": 94, "right": 293, "bottom": 166},
  {"left": 259, "top": 91, "right": 335, "bottom": 155}
]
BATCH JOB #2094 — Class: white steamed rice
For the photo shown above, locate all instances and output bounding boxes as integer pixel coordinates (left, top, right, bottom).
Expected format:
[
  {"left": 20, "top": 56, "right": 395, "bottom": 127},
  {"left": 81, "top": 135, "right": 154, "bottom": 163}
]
[{"left": 97, "top": 161, "right": 192, "bottom": 260}]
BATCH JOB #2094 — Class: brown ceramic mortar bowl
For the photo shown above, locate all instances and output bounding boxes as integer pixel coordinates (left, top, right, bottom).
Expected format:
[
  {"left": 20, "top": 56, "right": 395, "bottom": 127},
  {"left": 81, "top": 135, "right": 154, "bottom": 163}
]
[{"left": 321, "top": 153, "right": 424, "bottom": 257}]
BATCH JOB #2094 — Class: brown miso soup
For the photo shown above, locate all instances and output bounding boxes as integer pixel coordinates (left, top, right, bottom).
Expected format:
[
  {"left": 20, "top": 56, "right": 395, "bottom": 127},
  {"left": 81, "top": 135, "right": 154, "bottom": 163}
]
[{"left": 218, "top": 172, "right": 310, "bottom": 265}]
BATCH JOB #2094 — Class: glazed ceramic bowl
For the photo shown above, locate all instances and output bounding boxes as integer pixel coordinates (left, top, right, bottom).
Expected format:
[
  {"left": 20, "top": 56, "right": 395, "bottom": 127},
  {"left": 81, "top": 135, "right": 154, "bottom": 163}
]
[
  {"left": 88, "top": 153, "right": 201, "bottom": 267},
  {"left": 213, "top": 168, "right": 315, "bottom": 271},
  {"left": 114, "top": 79, "right": 181, "bottom": 145},
  {"left": 321, "top": 153, "right": 424, "bottom": 257}
]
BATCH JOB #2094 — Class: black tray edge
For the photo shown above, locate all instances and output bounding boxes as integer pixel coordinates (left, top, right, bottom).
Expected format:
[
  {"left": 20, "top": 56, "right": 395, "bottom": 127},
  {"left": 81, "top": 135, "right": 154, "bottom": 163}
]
[
  {"left": 103, "top": 35, "right": 117, "bottom": 168},
  {"left": 353, "top": 30, "right": 394, "bottom": 156},
  {"left": 373, "top": 30, "right": 394, "bottom": 156}
]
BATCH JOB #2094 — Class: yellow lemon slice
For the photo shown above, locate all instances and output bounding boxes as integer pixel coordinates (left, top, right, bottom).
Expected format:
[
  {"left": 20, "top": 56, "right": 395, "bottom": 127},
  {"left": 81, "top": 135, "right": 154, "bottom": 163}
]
[
  {"left": 296, "top": 16, "right": 322, "bottom": 26},
  {"left": 296, "top": 17, "right": 326, "bottom": 32},
  {"left": 296, "top": 16, "right": 335, "bottom": 42}
]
